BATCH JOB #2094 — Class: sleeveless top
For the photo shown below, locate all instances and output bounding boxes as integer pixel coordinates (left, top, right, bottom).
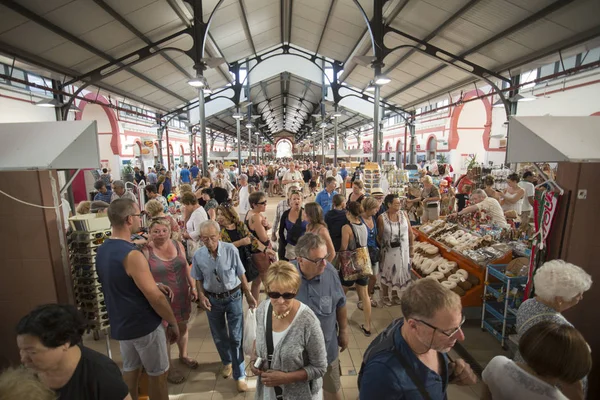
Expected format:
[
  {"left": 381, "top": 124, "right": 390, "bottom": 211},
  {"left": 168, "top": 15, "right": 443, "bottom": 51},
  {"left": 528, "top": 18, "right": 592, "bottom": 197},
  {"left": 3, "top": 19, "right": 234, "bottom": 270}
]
[
  {"left": 245, "top": 212, "right": 270, "bottom": 252},
  {"left": 360, "top": 216, "right": 378, "bottom": 247},
  {"left": 96, "top": 239, "right": 161, "bottom": 340},
  {"left": 347, "top": 221, "right": 368, "bottom": 251}
]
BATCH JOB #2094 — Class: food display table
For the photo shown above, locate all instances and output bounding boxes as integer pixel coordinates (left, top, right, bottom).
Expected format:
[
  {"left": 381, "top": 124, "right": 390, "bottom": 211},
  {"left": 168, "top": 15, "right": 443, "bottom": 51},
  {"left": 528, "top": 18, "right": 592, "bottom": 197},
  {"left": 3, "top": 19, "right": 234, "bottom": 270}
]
[{"left": 412, "top": 228, "right": 512, "bottom": 307}]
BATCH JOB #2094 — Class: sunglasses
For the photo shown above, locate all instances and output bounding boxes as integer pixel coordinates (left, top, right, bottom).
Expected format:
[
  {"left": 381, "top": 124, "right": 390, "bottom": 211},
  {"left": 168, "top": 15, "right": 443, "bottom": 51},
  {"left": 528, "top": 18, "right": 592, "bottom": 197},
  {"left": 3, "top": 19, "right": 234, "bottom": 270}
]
[
  {"left": 415, "top": 315, "right": 466, "bottom": 338},
  {"left": 77, "top": 292, "right": 104, "bottom": 301},
  {"left": 267, "top": 292, "right": 296, "bottom": 300},
  {"left": 71, "top": 230, "right": 112, "bottom": 242},
  {"left": 256, "top": 200, "right": 267, "bottom": 205}
]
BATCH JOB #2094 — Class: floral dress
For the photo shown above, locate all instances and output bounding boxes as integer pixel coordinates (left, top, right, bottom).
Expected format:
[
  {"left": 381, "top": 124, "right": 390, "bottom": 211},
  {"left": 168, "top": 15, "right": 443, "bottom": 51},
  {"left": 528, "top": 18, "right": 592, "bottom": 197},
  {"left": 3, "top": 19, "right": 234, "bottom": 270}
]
[
  {"left": 147, "top": 240, "right": 191, "bottom": 323},
  {"left": 379, "top": 212, "right": 411, "bottom": 290}
]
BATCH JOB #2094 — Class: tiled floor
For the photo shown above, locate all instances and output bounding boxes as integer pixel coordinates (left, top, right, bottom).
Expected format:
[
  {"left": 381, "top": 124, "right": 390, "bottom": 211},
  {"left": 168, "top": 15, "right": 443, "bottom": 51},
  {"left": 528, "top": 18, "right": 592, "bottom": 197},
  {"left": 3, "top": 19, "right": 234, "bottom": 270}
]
[{"left": 83, "top": 192, "right": 495, "bottom": 399}]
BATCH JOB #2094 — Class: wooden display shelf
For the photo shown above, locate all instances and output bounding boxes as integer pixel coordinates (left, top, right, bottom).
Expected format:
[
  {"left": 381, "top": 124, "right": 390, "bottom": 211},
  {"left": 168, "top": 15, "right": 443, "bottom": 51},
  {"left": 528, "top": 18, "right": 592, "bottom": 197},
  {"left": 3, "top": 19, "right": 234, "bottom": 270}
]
[{"left": 412, "top": 228, "right": 513, "bottom": 307}]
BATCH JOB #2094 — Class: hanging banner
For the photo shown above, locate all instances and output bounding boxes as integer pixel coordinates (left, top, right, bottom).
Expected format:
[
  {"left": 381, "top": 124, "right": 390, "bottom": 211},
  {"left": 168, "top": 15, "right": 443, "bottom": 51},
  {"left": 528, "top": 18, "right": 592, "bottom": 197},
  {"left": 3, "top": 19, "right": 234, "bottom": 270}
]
[
  {"left": 524, "top": 189, "right": 561, "bottom": 299},
  {"left": 363, "top": 140, "right": 372, "bottom": 154},
  {"left": 141, "top": 137, "right": 155, "bottom": 171}
]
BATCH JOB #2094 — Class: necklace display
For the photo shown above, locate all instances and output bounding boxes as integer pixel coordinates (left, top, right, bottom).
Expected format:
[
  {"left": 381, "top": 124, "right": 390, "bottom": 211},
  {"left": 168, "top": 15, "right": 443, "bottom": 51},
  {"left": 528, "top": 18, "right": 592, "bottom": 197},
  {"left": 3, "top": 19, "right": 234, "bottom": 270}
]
[{"left": 272, "top": 309, "right": 291, "bottom": 320}]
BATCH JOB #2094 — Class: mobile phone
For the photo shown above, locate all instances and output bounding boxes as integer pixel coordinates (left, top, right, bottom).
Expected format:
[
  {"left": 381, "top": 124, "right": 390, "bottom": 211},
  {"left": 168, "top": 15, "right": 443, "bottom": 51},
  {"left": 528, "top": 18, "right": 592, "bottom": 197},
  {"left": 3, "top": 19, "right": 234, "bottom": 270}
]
[{"left": 254, "top": 357, "right": 264, "bottom": 370}]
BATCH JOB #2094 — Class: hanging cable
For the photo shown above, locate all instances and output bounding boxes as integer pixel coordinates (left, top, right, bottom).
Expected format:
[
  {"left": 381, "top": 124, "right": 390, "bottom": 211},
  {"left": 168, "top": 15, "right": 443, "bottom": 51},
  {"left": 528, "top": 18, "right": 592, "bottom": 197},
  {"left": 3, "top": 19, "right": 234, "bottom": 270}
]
[{"left": 0, "top": 189, "right": 66, "bottom": 209}]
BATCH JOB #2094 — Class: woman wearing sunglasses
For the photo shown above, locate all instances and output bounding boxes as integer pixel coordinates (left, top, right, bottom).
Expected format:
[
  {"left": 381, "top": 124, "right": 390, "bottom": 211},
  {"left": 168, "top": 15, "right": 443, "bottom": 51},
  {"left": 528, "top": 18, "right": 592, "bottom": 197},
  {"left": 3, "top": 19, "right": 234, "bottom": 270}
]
[
  {"left": 250, "top": 261, "right": 327, "bottom": 400},
  {"left": 245, "top": 191, "right": 275, "bottom": 301}
]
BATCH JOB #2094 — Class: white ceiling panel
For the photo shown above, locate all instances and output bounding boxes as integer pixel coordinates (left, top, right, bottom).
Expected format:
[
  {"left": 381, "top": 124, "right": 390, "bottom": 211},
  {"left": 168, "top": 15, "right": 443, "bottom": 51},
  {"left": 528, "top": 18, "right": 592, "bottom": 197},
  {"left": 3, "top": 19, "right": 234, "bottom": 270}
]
[
  {"left": 220, "top": 40, "right": 254, "bottom": 61},
  {"left": 44, "top": 2, "right": 113, "bottom": 36},
  {"left": 394, "top": 0, "right": 456, "bottom": 35},
  {"left": 39, "top": 42, "right": 96, "bottom": 69},
  {"left": 428, "top": 36, "right": 467, "bottom": 54},
  {"left": 460, "top": 0, "right": 534, "bottom": 33},
  {"left": 80, "top": 21, "right": 141, "bottom": 53},
  {"left": 115, "top": 76, "right": 150, "bottom": 93},
  {"left": 332, "top": 0, "right": 369, "bottom": 29},
  {"left": 101, "top": 0, "right": 160, "bottom": 16},
  {"left": 16, "top": 0, "right": 74, "bottom": 16},
  {"left": 129, "top": 83, "right": 160, "bottom": 98},
  {"left": 210, "top": 1, "right": 243, "bottom": 27},
  {"left": 0, "top": 21, "right": 67, "bottom": 54},
  {"left": 154, "top": 72, "right": 185, "bottom": 87},
  {"left": 248, "top": 15, "right": 279, "bottom": 36},
  {"left": 477, "top": 39, "right": 533, "bottom": 65},
  {"left": 419, "top": 72, "right": 459, "bottom": 88},
  {"left": 440, "top": 19, "right": 494, "bottom": 49},
  {"left": 463, "top": 52, "right": 499, "bottom": 69},
  {"left": 413, "top": 80, "right": 443, "bottom": 94},
  {"left": 100, "top": 70, "right": 136, "bottom": 86},
  {"left": 125, "top": 2, "right": 182, "bottom": 36},
  {"left": 547, "top": 0, "right": 600, "bottom": 33},
  {"left": 0, "top": 5, "right": 30, "bottom": 35}
]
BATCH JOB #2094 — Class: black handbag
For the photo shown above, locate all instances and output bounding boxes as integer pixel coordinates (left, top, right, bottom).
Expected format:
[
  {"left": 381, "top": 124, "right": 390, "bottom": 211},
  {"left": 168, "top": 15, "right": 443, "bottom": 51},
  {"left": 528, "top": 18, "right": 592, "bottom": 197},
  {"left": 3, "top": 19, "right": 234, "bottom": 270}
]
[{"left": 239, "top": 245, "right": 259, "bottom": 282}]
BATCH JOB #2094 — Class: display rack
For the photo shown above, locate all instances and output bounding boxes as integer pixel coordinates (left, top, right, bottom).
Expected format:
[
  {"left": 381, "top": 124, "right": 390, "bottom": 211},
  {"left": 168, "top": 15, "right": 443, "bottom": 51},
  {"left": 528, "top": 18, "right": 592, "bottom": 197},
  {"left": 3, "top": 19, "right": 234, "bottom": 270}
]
[
  {"left": 363, "top": 162, "right": 381, "bottom": 193},
  {"left": 68, "top": 217, "right": 112, "bottom": 359},
  {"left": 481, "top": 264, "right": 528, "bottom": 349},
  {"left": 412, "top": 229, "right": 512, "bottom": 307}
]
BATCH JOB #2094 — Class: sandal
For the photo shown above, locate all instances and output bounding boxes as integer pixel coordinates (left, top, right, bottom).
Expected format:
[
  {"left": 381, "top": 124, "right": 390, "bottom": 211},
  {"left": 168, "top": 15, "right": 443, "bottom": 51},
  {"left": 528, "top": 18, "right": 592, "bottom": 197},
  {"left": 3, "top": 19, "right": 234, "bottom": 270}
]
[
  {"left": 357, "top": 301, "right": 363, "bottom": 311},
  {"left": 360, "top": 324, "right": 372, "bottom": 337},
  {"left": 167, "top": 369, "right": 186, "bottom": 384},
  {"left": 179, "top": 357, "right": 199, "bottom": 369},
  {"left": 370, "top": 298, "right": 378, "bottom": 308}
]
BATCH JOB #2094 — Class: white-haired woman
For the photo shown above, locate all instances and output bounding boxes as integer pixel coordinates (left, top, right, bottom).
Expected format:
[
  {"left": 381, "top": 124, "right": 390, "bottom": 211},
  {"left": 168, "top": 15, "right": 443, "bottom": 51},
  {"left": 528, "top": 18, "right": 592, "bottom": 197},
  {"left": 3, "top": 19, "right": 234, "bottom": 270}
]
[{"left": 515, "top": 259, "right": 592, "bottom": 360}]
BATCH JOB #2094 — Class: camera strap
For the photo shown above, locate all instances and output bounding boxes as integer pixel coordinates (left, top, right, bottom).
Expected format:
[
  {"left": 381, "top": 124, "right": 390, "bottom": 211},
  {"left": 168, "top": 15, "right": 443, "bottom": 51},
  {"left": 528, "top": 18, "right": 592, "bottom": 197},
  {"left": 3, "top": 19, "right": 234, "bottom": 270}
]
[{"left": 266, "top": 303, "right": 284, "bottom": 399}]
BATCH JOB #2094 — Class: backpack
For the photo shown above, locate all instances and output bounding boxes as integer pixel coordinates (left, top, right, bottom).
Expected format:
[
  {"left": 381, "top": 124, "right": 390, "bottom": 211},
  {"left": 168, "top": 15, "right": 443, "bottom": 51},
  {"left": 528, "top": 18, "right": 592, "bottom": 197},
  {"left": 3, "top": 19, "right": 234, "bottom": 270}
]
[{"left": 357, "top": 318, "right": 404, "bottom": 390}]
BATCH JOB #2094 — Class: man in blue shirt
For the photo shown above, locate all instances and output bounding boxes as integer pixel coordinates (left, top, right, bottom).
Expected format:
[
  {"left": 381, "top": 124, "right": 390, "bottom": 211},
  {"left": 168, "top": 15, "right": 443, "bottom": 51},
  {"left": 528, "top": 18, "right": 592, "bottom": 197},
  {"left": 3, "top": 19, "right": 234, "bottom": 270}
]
[
  {"left": 359, "top": 279, "right": 477, "bottom": 399},
  {"left": 293, "top": 233, "right": 348, "bottom": 400},
  {"left": 93, "top": 181, "right": 113, "bottom": 203},
  {"left": 190, "top": 163, "right": 199, "bottom": 179},
  {"left": 179, "top": 165, "right": 191, "bottom": 184},
  {"left": 315, "top": 177, "right": 338, "bottom": 214},
  {"left": 147, "top": 168, "right": 158, "bottom": 184},
  {"left": 192, "top": 220, "right": 257, "bottom": 393}
]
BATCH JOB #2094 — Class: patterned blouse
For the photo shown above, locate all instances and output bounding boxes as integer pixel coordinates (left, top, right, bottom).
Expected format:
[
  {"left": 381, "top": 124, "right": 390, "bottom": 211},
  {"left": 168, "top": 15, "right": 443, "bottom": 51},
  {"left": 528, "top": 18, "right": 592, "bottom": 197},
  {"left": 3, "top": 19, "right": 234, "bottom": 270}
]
[{"left": 220, "top": 221, "right": 262, "bottom": 252}]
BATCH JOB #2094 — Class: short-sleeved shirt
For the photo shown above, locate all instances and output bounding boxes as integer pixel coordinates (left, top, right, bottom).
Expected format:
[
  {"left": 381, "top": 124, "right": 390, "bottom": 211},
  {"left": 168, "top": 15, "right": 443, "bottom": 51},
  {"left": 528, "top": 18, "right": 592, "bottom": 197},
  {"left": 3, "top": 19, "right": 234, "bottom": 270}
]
[
  {"left": 283, "top": 170, "right": 303, "bottom": 193},
  {"left": 191, "top": 242, "right": 245, "bottom": 293},
  {"left": 147, "top": 172, "right": 158, "bottom": 184},
  {"left": 476, "top": 197, "right": 508, "bottom": 227},
  {"left": 190, "top": 166, "right": 199, "bottom": 178},
  {"left": 55, "top": 346, "right": 129, "bottom": 400},
  {"left": 315, "top": 189, "right": 338, "bottom": 214},
  {"left": 518, "top": 181, "right": 535, "bottom": 212},
  {"left": 482, "top": 356, "right": 568, "bottom": 400},
  {"left": 93, "top": 190, "right": 113, "bottom": 203},
  {"left": 180, "top": 169, "right": 191, "bottom": 183},
  {"left": 359, "top": 320, "right": 449, "bottom": 399},
  {"left": 292, "top": 261, "right": 346, "bottom": 364}
]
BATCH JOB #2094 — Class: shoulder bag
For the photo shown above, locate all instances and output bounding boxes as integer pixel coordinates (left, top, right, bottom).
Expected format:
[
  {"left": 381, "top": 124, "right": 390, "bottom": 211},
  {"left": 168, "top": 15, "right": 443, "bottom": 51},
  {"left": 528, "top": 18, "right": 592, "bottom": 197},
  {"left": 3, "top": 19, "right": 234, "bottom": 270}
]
[
  {"left": 335, "top": 224, "right": 372, "bottom": 281},
  {"left": 266, "top": 303, "right": 284, "bottom": 400}
]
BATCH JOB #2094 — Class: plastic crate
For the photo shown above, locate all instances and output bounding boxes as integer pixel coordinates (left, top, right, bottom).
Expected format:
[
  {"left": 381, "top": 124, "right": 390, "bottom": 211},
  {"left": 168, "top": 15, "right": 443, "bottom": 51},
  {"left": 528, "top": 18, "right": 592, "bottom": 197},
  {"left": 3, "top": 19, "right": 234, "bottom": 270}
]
[{"left": 69, "top": 214, "right": 111, "bottom": 232}]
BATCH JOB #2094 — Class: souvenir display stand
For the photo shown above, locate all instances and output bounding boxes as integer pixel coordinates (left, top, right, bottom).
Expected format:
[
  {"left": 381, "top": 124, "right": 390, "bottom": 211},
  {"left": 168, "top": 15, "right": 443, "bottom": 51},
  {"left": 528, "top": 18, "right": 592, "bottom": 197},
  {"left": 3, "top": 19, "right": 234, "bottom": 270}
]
[
  {"left": 68, "top": 214, "right": 112, "bottom": 359},
  {"left": 412, "top": 227, "right": 513, "bottom": 308},
  {"left": 363, "top": 162, "right": 381, "bottom": 194}
]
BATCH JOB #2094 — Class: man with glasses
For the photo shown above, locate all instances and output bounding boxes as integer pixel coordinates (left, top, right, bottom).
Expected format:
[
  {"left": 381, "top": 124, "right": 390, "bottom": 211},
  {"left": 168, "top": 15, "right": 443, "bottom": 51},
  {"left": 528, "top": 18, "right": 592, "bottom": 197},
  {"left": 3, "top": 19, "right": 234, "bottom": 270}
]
[
  {"left": 358, "top": 279, "right": 477, "bottom": 399},
  {"left": 191, "top": 220, "right": 257, "bottom": 393},
  {"left": 293, "top": 233, "right": 348, "bottom": 400},
  {"left": 96, "top": 199, "right": 179, "bottom": 400}
]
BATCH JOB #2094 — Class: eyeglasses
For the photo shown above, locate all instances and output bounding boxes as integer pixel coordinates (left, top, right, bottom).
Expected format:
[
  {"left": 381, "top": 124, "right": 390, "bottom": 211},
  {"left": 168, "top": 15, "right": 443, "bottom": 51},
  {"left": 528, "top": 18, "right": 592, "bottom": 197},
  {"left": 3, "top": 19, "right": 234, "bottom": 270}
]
[
  {"left": 201, "top": 235, "right": 219, "bottom": 243},
  {"left": 129, "top": 213, "right": 144, "bottom": 218},
  {"left": 301, "top": 255, "right": 329, "bottom": 265},
  {"left": 267, "top": 292, "right": 296, "bottom": 300},
  {"left": 415, "top": 315, "right": 466, "bottom": 338}
]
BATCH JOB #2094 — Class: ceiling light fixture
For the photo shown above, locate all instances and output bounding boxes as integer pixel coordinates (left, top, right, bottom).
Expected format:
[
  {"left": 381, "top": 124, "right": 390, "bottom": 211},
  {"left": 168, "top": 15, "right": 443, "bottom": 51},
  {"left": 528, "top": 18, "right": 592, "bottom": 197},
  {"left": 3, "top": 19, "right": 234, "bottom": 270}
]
[
  {"left": 35, "top": 98, "right": 62, "bottom": 108},
  {"left": 365, "top": 84, "right": 376, "bottom": 93},
  {"left": 319, "top": 122, "right": 328, "bottom": 128},
  {"left": 188, "top": 75, "right": 207, "bottom": 88},
  {"left": 245, "top": 122, "right": 254, "bottom": 129},
  {"left": 203, "top": 87, "right": 212, "bottom": 95},
  {"left": 374, "top": 75, "right": 391, "bottom": 85},
  {"left": 68, "top": 103, "right": 82, "bottom": 113},
  {"left": 232, "top": 113, "right": 244, "bottom": 120}
]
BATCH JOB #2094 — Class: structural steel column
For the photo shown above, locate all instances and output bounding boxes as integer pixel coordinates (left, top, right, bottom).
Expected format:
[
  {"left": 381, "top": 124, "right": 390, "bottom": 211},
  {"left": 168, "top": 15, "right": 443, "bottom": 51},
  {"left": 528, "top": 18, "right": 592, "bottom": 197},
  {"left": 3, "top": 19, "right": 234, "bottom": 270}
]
[
  {"left": 333, "top": 116, "right": 338, "bottom": 166},
  {"left": 198, "top": 87, "right": 208, "bottom": 176},
  {"left": 372, "top": 84, "right": 381, "bottom": 164},
  {"left": 321, "top": 126, "right": 325, "bottom": 164},
  {"left": 409, "top": 111, "right": 416, "bottom": 165},
  {"left": 236, "top": 117, "right": 242, "bottom": 169}
]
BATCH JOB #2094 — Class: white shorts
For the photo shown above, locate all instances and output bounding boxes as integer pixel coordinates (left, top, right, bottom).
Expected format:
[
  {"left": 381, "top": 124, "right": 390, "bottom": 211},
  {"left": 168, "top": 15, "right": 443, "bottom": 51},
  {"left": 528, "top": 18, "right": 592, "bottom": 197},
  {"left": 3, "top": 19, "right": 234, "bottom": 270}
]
[{"left": 120, "top": 324, "right": 169, "bottom": 376}]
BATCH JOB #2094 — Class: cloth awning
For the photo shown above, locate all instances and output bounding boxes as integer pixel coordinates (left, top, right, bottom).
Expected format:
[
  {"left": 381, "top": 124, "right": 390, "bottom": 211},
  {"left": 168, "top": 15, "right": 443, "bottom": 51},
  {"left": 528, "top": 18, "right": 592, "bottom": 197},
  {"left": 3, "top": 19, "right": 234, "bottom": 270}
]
[
  {"left": 506, "top": 116, "right": 600, "bottom": 163},
  {"left": 0, "top": 121, "right": 100, "bottom": 170}
]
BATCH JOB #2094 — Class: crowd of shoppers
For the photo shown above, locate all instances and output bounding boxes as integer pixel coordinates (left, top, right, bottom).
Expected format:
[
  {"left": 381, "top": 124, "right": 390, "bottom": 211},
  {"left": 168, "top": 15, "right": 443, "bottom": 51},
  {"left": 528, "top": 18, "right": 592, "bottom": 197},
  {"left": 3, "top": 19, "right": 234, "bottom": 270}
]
[{"left": 6, "top": 160, "right": 593, "bottom": 400}]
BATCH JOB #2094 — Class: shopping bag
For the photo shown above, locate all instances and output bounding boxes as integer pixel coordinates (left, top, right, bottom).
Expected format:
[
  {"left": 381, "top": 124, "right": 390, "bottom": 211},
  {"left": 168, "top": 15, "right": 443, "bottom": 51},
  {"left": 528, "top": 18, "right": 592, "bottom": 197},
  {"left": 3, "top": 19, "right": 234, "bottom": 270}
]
[
  {"left": 336, "top": 248, "right": 372, "bottom": 281},
  {"left": 243, "top": 309, "right": 257, "bottom": 357}
]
